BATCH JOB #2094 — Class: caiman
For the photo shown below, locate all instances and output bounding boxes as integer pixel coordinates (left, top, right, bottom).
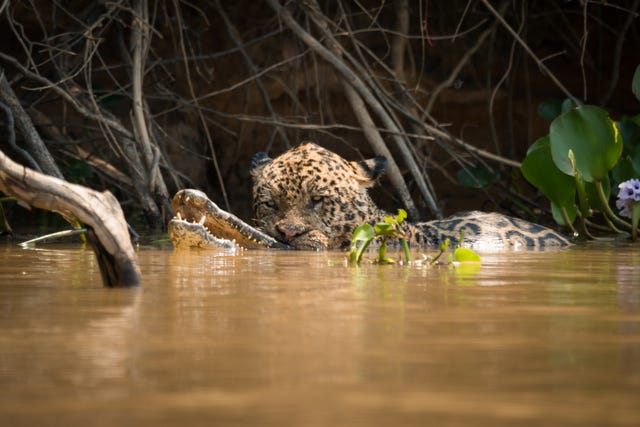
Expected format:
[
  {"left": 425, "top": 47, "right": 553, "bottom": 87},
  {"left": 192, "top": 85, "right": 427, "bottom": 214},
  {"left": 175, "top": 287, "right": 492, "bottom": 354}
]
[{"left": 168, "top": 143, "right": 570, "bottom": 251}]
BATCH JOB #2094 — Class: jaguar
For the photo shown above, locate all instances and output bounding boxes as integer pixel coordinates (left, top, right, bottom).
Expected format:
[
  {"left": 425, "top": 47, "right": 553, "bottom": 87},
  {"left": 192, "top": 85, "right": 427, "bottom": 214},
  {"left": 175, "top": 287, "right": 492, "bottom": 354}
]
[{"left": 169, "top": 142, "right": 570, "bottom": 251}]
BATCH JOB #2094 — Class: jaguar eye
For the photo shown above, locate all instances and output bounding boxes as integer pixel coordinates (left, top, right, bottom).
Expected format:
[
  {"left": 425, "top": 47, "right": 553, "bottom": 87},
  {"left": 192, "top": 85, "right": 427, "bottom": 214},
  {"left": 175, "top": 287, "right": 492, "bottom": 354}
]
[
  {"left": 262, "top": 200, "right": 278, "bottom": 211},
  {"left": 310, "top": 195, "right": 324, "bottom": 208}
]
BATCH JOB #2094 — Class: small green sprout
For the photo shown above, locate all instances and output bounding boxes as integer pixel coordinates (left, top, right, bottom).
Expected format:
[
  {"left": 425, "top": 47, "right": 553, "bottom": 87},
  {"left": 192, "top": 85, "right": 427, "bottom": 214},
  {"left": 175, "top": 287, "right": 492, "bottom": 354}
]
[
  {"left": 348, "top": 209, "right": 410, "bottom": 265},
  {"left": 429, "top": 231, "right": 480, "bottom": 265},
  {"left": 446, "top": 229, "right": 480, "bottom": 264},
  {"left": 348, "top": 215, "right": 481, "bottom": 267},
  {"left": 347, "top": 223, "right": 376, "bottom": 265},
  {"left": 449, "top": 247, "right": 481, "bottom": 263}
]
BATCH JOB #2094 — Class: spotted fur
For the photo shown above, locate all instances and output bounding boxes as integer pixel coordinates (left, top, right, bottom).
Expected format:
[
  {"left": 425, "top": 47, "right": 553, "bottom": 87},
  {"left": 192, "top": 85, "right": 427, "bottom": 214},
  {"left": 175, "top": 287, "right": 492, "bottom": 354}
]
[{"left": 251, "top": 142, "right": 571, "bottom": 250}]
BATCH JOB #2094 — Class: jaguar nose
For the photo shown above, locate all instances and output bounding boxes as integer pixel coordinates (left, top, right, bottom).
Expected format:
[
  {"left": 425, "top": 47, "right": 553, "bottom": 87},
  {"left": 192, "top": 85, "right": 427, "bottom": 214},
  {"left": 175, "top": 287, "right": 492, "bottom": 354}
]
[{"left": 277, "top": 224, "right": 304, "bottom": 242}]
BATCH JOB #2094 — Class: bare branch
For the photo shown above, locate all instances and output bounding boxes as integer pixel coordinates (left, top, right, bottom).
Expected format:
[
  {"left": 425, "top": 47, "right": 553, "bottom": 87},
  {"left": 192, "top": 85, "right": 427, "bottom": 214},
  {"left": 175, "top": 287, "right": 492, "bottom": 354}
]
[
  {"left": 479, "top": 0, "right": 578, "bottom": 104},
  {"left": 172, "top": 0, "right": 230, "bottom": 211},
  {"left": 0, "top": 71, "right": 64, "bottom": 178}
]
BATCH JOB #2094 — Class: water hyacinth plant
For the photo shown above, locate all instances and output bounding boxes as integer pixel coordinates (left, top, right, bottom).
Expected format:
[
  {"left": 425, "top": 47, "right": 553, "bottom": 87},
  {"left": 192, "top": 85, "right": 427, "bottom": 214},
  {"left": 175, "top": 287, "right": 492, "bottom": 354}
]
[
  {"left": 348, "top": 209, "right": 410, "bottom": 265},
  {"left": 520, "top": 65, "right": 640, "bottom": 242},
  {"left": 347, "top": 210, "right": 481, "bottom": 266}
]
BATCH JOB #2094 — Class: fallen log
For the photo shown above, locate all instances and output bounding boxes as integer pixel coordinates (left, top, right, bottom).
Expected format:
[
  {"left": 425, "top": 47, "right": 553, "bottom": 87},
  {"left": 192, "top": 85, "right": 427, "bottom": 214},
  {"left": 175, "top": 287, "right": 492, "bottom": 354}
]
[{"left": 0, "top": 149, "right": 141, "bottom": 287}]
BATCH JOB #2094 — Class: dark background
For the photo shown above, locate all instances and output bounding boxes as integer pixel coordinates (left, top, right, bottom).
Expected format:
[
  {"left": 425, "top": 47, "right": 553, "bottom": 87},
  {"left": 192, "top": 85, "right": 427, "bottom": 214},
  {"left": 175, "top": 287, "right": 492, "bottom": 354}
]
[{"left": 1, "top": 0, "right": 638, "bottom": 231}]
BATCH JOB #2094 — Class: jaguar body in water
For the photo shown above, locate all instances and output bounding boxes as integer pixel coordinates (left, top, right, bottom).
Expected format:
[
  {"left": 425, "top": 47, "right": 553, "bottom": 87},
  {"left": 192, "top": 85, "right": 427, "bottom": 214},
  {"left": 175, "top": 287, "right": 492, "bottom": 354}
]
[{"left": 168, "top": 143, "right": 570, "bottom": 251}]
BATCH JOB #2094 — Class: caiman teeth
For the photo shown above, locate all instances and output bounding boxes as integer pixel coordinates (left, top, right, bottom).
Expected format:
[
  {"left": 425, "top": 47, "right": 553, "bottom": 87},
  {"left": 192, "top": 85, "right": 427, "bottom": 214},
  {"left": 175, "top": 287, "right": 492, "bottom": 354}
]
[
  {"left": 198, "top": 216, "right": 206, "bottom": 225},
  {"left": 176, "top": 212, "right": 182, "bottom": 220}
]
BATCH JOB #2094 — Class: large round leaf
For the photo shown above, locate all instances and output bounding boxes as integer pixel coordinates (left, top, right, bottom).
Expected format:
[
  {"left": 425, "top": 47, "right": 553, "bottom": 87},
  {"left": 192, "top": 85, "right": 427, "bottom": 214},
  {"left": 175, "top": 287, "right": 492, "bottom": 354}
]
[
  {"left": 457, "top": 164, "right": 500, "bottom": 189},
  {"left": 521, "top": 136, "right": 576, "bottom": 210},
  {"left": 550, "top": 105, "right": 623, "bottom": 182},
  {"left": 611, "top": 156, "right": 638, "bottom": 184},
  {"left": 551, "top": 201, "right": 577, "bottom": 226}
]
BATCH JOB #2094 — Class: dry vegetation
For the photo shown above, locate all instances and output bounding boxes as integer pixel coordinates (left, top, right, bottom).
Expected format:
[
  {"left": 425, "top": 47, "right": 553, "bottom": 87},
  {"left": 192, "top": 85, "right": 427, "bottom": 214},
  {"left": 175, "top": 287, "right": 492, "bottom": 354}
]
[{"left": 0, "top": 0, "right": 638, "bottom": 229}]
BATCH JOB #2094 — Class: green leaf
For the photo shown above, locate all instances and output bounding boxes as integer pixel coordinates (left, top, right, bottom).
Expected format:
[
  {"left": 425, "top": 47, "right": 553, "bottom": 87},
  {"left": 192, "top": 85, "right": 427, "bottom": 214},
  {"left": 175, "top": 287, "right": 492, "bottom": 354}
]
[
  {"left": 632, "top": 64, "right": 640, "bottom": 102},
  {"left": 65, "top": 160, "right": 93, "bottom": 183},
  {"left": 374, "top": 223, "right": 394, "bottom": 236},
  {"left": 439, "top": 238, "right": 450, "bottom": 253},
  {"left": 611, "top": 156, "right": 638, "bottom": 186},
  {"left": 617, "top": 118, "right": 640, "bottom": 151},
  {"left": 352, "top": 223, "right": 374, "bottom": 242},
  {"left": 348, "top": 223, "right": 375, "bottom": 265},
  {"left": 550, "top": 105, "right": 623, "bottom": 182},
  {"left": 551, "top": 201, "right": 577, "bottom": 226},
  {"left": 561, "top": 98, "right": 580, "bottom": 113},
  {"left": 396, "top": 209, "right": 407, "bottom": 223},
  {"left": 453, "top": 247, "right": 481, "bottom": 263},
  {"left": 537, "top": 98, "right": 563, "bottom": 121},
  {"left": 457, "top": 164, "right": 500, "bottom": 189},
  {"left": 629, "top": 114, "right": 640, "bottom": 127},
  {"left": 633, "top": 144, "right": 640, "bottom": 175},
  {"left": 521, "top": 136, "right": 576, "bottom": 210}
]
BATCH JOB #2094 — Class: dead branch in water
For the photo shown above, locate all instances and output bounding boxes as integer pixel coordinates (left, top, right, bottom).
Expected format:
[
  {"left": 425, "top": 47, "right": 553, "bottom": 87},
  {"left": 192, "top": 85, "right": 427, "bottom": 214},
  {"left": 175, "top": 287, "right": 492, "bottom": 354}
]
[
  {"left": 0, "top": 147, "right": 141, "bottom": 286},
  {"left": 0, "top": 101, "right": 140, "bottom": 287}
]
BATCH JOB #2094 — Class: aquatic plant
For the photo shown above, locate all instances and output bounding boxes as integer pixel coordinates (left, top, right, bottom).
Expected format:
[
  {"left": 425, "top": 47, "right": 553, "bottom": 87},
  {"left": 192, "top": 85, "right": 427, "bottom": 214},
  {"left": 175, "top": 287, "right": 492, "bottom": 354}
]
[
  {"left": 429, "top": 232, "right": 482, "bottom": 265},
  {"left": 520, "top": 65, "right": 640, "bottom": 241},
  {"left": 347, "top": 211, "right": 480, "bottom": 266},
  {"left": 348, "top": 209, "right": 410, "bottom": 265}
]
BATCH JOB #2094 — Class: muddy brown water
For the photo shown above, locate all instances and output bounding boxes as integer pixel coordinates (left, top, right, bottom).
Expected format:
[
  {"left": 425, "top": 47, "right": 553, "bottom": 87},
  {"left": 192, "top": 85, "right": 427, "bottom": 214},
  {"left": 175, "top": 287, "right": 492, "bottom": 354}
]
[{"left": 1, "top": 241, "right": 639, "bottom": 426}]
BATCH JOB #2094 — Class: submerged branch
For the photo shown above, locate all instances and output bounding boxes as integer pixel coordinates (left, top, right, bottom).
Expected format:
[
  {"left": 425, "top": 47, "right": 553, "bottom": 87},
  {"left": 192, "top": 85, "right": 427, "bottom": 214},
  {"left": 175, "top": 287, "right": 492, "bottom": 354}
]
[{"left": 0, "top": 147, "right": 140, "bottom": 287}]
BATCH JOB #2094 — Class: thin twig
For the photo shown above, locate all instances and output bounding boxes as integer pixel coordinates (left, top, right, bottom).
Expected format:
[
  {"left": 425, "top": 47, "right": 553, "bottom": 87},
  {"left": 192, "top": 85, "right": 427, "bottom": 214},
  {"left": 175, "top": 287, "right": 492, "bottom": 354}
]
[
  {"left": 214, "top": 0, "right": 290, "bottom": 147},
  {"left": 172, "top": 0, "right": 230, "bottom": 211},
  {"left": 488, "top": 2, "right": 520, "bottom": 156},
  {"left": 282, "top": 0, "right": 442, "bottom": 218},
  {"left": 131, "top": 0, "right": 169, "bottom": 202},
  {"left": 601, "top": 0, "right": 640, "bottom": 105},
  {"left": 479, "top": 0, "right": 578, "bottom": 104},
  {"left": 425, "top": 27, "right": 492, "bottom": 114},
  {"left": 0, "top": 51, "right": 134, "bottom": 139},
  {"left": 0, "top": 73, "right": 64, "bottom": 178}
]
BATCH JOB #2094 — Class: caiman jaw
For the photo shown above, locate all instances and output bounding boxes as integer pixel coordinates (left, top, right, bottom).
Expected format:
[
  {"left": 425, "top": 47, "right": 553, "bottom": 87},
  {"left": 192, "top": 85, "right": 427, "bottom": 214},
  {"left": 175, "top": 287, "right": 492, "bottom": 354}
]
[
  {"left": 168, "top": 189, "right": 292, "bottom": 250},
  {"left": 168, "top": 212, "right": 237, "bottom": 249}
]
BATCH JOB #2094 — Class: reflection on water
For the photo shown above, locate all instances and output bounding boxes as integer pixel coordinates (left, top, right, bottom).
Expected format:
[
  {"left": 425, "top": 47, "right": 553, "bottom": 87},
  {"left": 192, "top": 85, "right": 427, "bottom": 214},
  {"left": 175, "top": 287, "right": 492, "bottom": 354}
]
[{"left": 1, "top": 241, "right": 639, "bottom": 426}]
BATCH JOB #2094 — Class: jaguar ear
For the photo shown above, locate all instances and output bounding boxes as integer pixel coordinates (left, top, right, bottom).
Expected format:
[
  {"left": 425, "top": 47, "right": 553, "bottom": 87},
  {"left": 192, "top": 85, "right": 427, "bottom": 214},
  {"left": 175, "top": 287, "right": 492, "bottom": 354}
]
[
  {"left": 251, "top": 152, "right": 272, "bottom": 177},
  {"left": 351, "top": 155, "right": 387, "bottom": 186}
]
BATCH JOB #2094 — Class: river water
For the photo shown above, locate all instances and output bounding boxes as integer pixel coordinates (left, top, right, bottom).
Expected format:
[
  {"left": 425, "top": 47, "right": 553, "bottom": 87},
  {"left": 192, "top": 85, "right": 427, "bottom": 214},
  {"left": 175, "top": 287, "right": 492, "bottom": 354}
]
[{"left": 1, "top": 241, "right": 639, "bottom": 426}]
